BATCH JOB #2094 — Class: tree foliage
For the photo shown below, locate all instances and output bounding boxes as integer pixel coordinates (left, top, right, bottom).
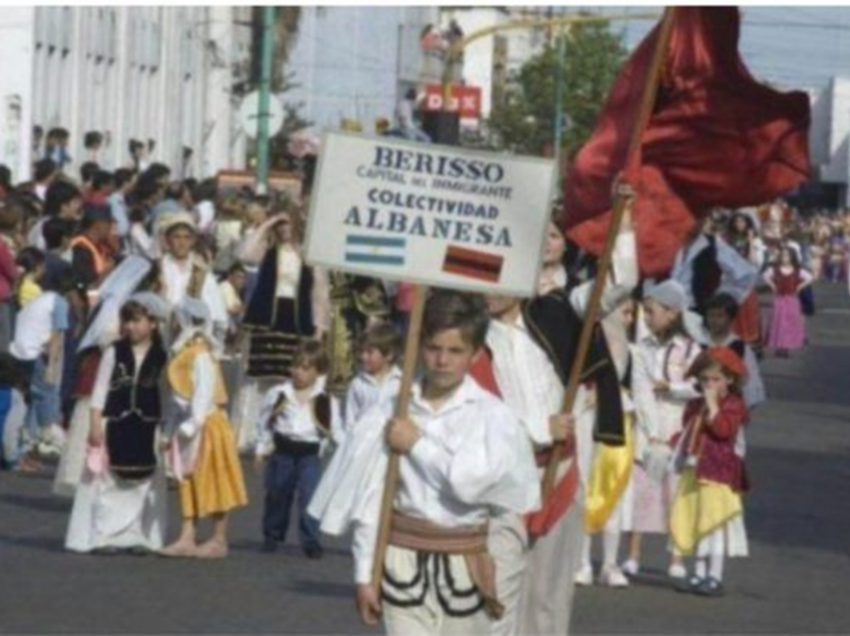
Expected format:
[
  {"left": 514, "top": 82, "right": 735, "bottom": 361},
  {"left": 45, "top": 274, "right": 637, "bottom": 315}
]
[{"left": 487, "top": 21, "right": 626, "bottom": 158}]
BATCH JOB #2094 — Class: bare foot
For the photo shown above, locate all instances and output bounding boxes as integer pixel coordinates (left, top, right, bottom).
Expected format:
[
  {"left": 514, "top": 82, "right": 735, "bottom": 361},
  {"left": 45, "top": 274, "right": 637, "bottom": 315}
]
[
  {"left": 194, "top": 540, "right": 228, "bottom": 559},
  {"left": 159, "top": 541, "right": 198, "bottom": 558}
]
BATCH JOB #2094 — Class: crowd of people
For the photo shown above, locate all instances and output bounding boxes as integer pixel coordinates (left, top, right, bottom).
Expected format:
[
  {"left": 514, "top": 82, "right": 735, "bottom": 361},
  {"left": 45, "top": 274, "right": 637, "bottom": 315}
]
[{"left": 0, "top": 148, "right": 838, "bottom": 634}]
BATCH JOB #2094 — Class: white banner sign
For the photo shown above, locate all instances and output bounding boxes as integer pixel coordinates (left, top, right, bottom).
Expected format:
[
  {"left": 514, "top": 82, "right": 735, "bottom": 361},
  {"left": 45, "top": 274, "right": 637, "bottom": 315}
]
[{"left": 304, "top": 132, "right": 556, "bottom": 297}]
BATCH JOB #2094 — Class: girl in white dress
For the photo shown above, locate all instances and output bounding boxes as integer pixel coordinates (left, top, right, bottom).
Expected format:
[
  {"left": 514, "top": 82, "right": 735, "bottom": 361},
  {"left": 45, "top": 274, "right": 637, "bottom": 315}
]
[
  {"left": 625, "top": 281, "right": 701, "bottom": 580},
  {"left": 64, "top": 294, "right": 169, "bottom": 554}
]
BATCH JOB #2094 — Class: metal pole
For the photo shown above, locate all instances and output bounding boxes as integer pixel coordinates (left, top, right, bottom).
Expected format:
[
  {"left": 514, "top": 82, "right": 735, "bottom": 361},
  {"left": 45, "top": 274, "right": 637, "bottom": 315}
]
[{"left": 256, "top": 6, "right": 275, "bottom": 195}]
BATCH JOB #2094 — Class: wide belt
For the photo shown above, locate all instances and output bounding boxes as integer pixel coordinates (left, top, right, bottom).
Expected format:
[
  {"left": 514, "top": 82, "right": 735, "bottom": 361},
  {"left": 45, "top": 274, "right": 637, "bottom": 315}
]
[{"left": 388, "top": 512, "right": 503, "bottom": 619}]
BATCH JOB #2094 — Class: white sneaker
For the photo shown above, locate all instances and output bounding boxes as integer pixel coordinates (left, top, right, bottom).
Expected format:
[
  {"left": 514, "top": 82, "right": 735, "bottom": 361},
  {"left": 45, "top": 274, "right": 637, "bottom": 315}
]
[
  {"left": 599, "top": 566, "right": 630, "bottom": 588},
  {"left": 668, "top": 563, "right": 687, "bottom": 579},
  {"left": 574, "top": 565, "right": 594, "bottom": 586},
  {"left": 621, "top": 559, "right": 640, "bottom": 576}
]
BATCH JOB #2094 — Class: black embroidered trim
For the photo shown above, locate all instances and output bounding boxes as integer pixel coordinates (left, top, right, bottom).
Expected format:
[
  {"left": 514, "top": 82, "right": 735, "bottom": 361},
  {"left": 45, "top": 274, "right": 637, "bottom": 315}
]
[{"left": 433, "top": 554, "right": 485, "bottom": 618}]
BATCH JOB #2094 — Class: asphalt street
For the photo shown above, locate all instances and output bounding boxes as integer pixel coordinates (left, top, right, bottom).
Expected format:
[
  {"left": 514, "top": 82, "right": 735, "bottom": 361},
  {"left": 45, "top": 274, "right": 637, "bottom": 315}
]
[{"left": 1, "top": 284, "right": 849, "bottom": 634}]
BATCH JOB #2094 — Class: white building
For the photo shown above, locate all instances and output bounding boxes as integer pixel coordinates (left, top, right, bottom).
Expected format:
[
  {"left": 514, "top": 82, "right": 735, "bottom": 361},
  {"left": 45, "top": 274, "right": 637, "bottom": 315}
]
[
  {"left": 283, "top": 7, "right": 441, "bottom": 135},
  {"left": 808, "top": 78, "right": 850, "bottom": 206},
  {"left": 0, "top": 6, "right": 252, "bottom": 183}
]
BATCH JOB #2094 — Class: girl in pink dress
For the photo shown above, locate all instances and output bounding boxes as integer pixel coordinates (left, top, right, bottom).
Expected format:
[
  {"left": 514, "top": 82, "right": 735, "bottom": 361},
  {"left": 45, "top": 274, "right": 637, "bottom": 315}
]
[{"left": 764, "top": 246, "right": 813, "bottom": 358}]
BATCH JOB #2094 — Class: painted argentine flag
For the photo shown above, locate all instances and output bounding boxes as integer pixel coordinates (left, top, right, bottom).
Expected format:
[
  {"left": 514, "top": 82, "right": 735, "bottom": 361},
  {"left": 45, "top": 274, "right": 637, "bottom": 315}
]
[{"left": 344, "top": 234, "right": 406, "bottom": 267}]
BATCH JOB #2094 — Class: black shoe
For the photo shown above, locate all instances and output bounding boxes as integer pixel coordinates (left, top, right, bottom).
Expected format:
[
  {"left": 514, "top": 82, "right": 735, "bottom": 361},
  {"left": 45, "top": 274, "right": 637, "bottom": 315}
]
[
  {"left": 304, "top": 546, "right": 324, "bottom": 560},
  {"left": 695, "top": 577, "right": 725, "bottom": 597},
  {"left": 675, "top": 575, "right": 703, "bottom": 594},
  {"left": 261, "top": 537, "right": 278, "bottom": 553},
  {"left": 126, "top": 546, "right": 151, "bottom": 557}
]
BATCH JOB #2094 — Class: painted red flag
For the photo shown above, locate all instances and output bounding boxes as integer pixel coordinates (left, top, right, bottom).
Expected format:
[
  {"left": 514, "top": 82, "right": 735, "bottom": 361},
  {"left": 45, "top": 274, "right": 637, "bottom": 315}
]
[{"left": 563, "top": 8, "right": 811, "bottom": 277}]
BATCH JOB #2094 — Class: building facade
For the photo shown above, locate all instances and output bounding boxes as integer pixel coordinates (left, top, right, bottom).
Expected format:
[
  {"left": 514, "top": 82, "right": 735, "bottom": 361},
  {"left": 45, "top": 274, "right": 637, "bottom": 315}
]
[
  {"left": 283, "top": 7, "right": 441, "bottom": 135},
  {"left": 0, "top": 6, "right": 252, "bottom": 182}
]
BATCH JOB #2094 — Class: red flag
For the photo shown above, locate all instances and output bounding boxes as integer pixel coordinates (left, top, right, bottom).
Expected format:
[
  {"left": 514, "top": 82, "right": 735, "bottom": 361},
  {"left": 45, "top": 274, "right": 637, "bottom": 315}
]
[{"left": 563, "top": 8, "right": 811, "bottom": 277}]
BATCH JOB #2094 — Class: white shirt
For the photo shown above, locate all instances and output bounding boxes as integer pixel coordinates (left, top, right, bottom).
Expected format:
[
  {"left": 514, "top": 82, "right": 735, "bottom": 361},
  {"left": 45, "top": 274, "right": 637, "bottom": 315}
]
[
  {"left": 10, "top": 292, "right": 68, "bottom": 361},
  {"left": 671, "top": 233, "right": 758, "bottom": 305},
  {"left": 486, "top": 315, "right": 563, "bottom": 447},
  {"left": 567, "top": 229, "right": 639, "bottom": 318},
  {"left": 344, "top": 366, "right": 402, "bottom": 431},
  {"left": 195, "top": 201, "right": 215, "bottom": 234},
  {"left": 632, "top": 333, "right": 701, "bottom": 452},
  {"left": 275, "top": 246, "right": 302, "bottom": 299},
  {"left": 256, "top": 377, "right": 342, "bottom": 453},
  {"left": 349, "top": 377, "right": 540, "bottom": 584},
  {"left": 169, "top": 350, "right": 217, "bottom": 440},
  {"left": 160, "top": 254, "right": 228, "bottom": 333},
  {"left": 128, "top": 223, "right": 155, "bottom": 259}
]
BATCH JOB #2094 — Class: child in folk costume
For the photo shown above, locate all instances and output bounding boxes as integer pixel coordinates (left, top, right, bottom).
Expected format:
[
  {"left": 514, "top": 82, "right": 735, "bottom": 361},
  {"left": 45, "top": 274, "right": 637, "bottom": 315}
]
[
  {"left": 626, "top": 280, "right": 701, "bottom": 580},
  {"left": 764, "top": 245, "right": 813, "bottom": 358},
  {"left": 725, "top": 212, "right": 765, "bottom": 352},
  {"left": 160, "top": 299, "right": 248, "bottom": 559},
  {"left": 344, "top": 322, "right": 402, "bottom": 431},
  {"left": 575, "top": 291, "right": 638, "bottom": 589},
  {"left": 703, "top": 294, "right": 766, "bottom": 410},
  {"left": 481, "top": 289, "right": 627, "bottom": 635},
  {"left": 478, "top": 221, "right": 635, "bottom": 635},
  {"left": 308, "top": 292, "right": 540, "bottom": 635},
  {"left": 157, "top": 212, "right": 229, "bottom": 345},
  {"left": 65, "top": 293, "right": 170, "bottom": 553},
  {"left": 236, "top": 209, "right": 328, "bottom": 451},
  {"left": 54, "top": 256, "right": 157, "bottom": 497},
  {"left": 671, "top": 348, "right": 750, "bottom": 597},
  {"left": 255, "top": 340, "right": 342, "bottom": 558}
]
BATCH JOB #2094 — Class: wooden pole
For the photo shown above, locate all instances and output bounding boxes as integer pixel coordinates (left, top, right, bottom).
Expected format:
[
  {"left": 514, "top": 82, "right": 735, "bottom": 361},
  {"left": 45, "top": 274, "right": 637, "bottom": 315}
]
[
  {"left": 541, "top": 7, "right": 678, "bottom": 500},
  {"left": 370, "top": 284, "right": 427, "bottom": 588}
]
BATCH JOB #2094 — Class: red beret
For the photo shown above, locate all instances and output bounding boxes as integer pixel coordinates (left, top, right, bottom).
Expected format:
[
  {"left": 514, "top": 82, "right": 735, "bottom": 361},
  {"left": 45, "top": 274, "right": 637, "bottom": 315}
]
[{"left": 690, "top": 346, "right": 748, "bottom": 380}]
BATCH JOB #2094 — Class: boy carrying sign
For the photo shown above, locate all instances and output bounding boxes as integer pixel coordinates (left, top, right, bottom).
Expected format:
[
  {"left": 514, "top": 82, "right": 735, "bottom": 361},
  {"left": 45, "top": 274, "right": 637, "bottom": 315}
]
[{"left": 309, "top": 291, "right": 540, "bottom": 635}]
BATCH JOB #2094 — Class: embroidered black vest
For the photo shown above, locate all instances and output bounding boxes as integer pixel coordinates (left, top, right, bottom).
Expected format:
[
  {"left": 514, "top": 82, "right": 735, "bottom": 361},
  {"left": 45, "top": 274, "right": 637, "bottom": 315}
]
[
  {"left": 104, "top": 338, "right": 168, "bottom": 480},
  {"left": 243, "top": 246, "right": 315, "bottom": 335},
  {"left": 522, "top": 288, "right": 626, "bottom": 446}
]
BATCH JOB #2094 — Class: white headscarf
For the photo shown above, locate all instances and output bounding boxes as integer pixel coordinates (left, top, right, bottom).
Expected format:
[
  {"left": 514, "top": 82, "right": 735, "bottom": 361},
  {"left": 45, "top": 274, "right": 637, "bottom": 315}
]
[
  {"left": 171, "top": 297, "right": 219, "bottom": 355},
  {"left": 127, "top": 292, "right": 169, "bottom": 321},
  {"left": 643, "top": 279, "right": 689, "bottom": 313}
]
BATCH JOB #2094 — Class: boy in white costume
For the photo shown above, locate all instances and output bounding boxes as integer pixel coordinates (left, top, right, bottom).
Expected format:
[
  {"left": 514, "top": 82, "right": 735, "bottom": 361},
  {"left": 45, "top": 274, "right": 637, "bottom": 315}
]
[
  {"left": 157, "top": 212, "right": 228, "bottom": 345},
  {"left": 309, "top": 291, "right": 539, "bottom": 635},
  {"left": 480, "top": 221, "right": 636, "bottom": 635},
  {"left": 344, "top": 322, "right": 403, "bottom": 430}
]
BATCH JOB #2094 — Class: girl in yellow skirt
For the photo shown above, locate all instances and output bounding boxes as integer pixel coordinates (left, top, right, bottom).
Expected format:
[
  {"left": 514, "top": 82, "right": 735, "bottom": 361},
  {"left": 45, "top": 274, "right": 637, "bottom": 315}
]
[
  {"left": 670, "top": 347, "right": 750, "bottom": 597},
  {"left": 161, "top": 299, "right": 248, "bottom": 558}
]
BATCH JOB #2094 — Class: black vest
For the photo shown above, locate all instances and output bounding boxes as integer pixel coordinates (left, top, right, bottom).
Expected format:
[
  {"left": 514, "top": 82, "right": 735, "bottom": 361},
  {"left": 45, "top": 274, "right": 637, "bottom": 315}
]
[
  {"left": 691, "top": 235, "right": 723, "bottom": 314},
  {"left": 104, "top": 338, "right": 167, "bottom": 480},
  {"left": 522, "top": 289, "right": 626, "bottom": 447},
  {"left": 243, "top": 246, "right": 315, "bottom": 334}
]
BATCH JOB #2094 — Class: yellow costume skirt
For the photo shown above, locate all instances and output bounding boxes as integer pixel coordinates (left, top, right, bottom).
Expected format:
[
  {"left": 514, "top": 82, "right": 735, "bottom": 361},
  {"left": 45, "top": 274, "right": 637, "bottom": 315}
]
[
  {"left": 585, "top": 414, "right": 633, "bottom": 534},
  {"left": 179, "top": 410, "right": 249, "bottom": 519},
  {"left": 670, "top": 468, "right": 742, "bottom": 555}
]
